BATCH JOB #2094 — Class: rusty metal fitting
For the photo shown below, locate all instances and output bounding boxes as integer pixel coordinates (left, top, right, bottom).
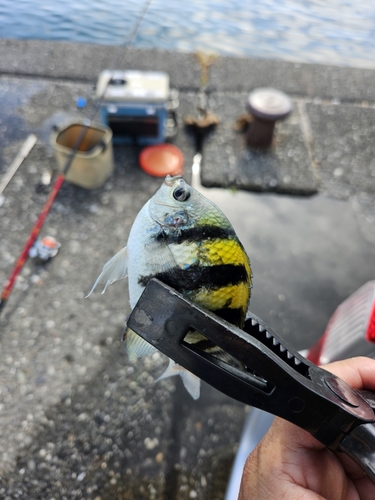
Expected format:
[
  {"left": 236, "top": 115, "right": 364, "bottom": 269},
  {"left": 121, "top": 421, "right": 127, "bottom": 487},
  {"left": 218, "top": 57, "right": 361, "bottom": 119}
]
[{"left": 245, "top": 88, "right": 292, "bottom": 147}]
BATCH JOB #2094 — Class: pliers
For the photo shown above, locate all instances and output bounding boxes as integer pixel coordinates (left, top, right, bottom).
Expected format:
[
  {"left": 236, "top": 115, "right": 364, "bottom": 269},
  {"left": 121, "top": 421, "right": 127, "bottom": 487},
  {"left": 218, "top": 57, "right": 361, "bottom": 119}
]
[{"left": 126, "top": 278, "right": 375, "bottom": 482}]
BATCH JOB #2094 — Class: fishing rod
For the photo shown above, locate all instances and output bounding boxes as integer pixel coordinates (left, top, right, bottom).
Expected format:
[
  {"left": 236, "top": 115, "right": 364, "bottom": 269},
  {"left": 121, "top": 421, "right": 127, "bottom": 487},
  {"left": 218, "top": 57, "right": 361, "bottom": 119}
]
[{"left": 0, "top": 0, "right": 153, "bottom": 315}]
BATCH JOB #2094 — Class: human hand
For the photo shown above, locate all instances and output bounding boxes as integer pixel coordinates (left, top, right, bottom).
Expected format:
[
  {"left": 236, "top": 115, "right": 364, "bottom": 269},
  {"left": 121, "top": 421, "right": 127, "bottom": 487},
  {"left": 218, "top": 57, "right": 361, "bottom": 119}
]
[{"left": 238, "top": 357, "right": 375, "bottom": 500}]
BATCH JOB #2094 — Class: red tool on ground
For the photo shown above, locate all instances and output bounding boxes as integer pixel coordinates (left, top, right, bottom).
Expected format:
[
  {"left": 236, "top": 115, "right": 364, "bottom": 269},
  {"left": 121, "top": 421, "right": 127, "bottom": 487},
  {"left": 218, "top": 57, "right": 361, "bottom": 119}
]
[
  {"left": 0, "top": 122, "right": 89, "bottom": 315},
  {"left": 0, "top": 0, "right": 156, "bottom": 315},
  {"left": 0, "top": 173, "right": 65, "bottom": 313}
]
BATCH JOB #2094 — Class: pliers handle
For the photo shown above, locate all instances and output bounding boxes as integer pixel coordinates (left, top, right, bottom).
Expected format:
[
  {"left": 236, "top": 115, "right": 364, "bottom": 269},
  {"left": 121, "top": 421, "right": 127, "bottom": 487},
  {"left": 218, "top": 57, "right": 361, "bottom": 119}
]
[{"left": 127, "top": 279, "right": 375, "bottom": 482}]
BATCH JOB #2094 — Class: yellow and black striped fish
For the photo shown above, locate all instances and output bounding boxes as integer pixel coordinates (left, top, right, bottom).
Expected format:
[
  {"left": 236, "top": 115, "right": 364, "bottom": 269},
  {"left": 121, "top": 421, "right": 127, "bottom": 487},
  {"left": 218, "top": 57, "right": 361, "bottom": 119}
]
[{"left": 88, "top": 175, "right": 252, "bottom": 398}]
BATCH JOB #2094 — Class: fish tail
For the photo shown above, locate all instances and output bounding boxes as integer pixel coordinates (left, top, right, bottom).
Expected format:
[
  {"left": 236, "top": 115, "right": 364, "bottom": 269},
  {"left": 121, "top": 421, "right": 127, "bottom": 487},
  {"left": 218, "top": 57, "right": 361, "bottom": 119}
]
[{"left": 155, "top": 359, "right": 201, "bottom": 400}]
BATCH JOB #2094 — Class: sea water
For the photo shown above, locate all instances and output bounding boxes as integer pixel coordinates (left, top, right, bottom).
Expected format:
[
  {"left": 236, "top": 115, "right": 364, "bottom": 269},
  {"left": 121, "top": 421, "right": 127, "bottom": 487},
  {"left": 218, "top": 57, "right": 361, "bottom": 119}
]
[{"left": 0, "top": 0, "right": 373, "bottom": 68}]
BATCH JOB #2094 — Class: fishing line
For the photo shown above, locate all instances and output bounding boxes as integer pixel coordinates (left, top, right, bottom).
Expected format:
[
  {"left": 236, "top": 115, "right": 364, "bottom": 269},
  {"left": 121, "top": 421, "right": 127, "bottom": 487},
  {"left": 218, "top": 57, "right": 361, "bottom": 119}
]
[
  {"left": 106, "top": 0, "right": 154, "bottom": 87},
  {"left": 75, "top": 0, "right": 154, "bottom": 121},
  {"left": 0, "top": 0, "right": 153, "bottom": 314},
  {"left": 55, "top": 0, "right": 153, "bottom": 175},
  {"left": 57, "top": 0, "right": 154, "bottom": 152}
]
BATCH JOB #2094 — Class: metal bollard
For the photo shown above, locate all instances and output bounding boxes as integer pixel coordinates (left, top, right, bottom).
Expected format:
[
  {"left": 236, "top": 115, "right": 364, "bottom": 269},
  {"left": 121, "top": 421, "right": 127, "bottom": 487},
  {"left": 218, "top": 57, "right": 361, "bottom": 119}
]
[{"left": 246, "top": 88, "right": 292, "bottom": 147}]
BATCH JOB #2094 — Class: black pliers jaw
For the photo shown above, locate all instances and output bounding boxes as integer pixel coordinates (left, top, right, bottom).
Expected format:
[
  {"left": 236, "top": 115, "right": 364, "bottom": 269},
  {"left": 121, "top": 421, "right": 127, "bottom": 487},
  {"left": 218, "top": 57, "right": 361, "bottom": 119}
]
[{"left": 127, "top": 278, "right": 375, "bottom": 482}]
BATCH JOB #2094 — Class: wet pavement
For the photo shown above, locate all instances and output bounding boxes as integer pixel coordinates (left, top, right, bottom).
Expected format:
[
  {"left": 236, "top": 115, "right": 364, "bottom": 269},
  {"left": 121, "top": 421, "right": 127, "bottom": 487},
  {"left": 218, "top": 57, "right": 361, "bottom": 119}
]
[{"left": 0, "top": 40, "right": 375, "bottom": 499}]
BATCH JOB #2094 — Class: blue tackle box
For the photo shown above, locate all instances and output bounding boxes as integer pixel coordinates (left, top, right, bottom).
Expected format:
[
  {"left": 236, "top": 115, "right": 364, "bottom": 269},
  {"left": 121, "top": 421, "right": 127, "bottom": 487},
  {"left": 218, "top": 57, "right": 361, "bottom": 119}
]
[{"left": 96, "top": 70, "right": 171, "bottom": 145}]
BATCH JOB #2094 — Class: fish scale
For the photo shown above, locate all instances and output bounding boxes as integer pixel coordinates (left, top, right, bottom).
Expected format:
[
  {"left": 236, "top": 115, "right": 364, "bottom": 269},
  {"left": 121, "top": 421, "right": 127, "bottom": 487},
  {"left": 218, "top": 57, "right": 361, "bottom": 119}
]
[{"left": 168, "top": 240, "right": 199, "bottom": 267}]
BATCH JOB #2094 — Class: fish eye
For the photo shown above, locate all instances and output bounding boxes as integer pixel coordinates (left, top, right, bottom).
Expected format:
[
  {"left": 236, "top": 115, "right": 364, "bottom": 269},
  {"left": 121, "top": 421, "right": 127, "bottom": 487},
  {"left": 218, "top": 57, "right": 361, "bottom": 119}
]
[{"left": 173, "top": 185, "right": 190, "bottom": 202}]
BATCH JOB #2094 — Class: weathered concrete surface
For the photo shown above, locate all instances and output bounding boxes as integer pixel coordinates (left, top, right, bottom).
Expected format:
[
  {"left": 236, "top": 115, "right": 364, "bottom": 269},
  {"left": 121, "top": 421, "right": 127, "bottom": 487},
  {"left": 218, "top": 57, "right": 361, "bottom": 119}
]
[
  {"left": 3, "top": 39, "right": 375, "bottom": 101},
  {"left": 201, "top": 94, "right": 317, "bottom": 194},
  {"left": 307, "top": 102, "right": 375, "bottom": 198},
  {"left": 0, "top": 41, "right": 375, "bottom": 499}
]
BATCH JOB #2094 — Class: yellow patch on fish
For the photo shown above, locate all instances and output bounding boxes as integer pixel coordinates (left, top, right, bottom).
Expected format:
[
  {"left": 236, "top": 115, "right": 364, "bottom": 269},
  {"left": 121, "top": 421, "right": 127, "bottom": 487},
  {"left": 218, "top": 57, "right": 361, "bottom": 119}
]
[
  {"left": 199, "top": 238, "right": 251, "bottom": 271},
  {"left": 192, "top": 282, "right": 250, "bottom": 311}
]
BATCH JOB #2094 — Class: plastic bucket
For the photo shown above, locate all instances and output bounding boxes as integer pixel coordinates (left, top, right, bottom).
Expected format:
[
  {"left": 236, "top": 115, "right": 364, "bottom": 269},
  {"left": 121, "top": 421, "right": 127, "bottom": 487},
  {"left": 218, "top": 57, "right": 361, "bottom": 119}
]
[{"left": 51, "top": 122, "right": 114, "bottom": 189}]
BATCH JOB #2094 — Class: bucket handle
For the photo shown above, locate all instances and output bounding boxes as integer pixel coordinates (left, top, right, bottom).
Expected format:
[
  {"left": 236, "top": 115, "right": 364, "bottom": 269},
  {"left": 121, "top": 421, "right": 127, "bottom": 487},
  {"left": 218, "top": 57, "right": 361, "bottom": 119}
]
[{"left": 97, "top": 138, "right": 107, "bottom": 153}]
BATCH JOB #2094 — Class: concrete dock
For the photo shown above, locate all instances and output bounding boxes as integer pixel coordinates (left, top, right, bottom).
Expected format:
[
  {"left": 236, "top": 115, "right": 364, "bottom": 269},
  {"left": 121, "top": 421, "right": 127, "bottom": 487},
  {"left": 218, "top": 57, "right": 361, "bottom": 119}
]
[{"left": 0, "top": 40, "right": 375, "bottom": 499}]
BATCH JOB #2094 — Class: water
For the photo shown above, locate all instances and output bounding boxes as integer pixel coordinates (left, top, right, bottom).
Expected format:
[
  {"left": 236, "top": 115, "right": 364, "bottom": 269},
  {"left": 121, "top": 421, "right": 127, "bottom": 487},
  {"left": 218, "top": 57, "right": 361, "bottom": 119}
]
[{"left": 0, "top": 0, "right": 374, "bottom": 69}]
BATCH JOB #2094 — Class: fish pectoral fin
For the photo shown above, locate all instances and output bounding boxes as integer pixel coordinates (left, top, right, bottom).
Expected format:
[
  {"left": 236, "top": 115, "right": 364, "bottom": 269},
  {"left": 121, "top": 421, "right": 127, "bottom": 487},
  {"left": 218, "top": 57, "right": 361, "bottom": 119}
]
[
  {"left": 145, "top": 238, "right": 178, "bottom": 275},
  {"left": 86, "top": 246, "right": 128, "bottom": 297},
  {"left": 125, "top": 327, "right": 157, "bottom": 360},
  {"left": 155, "top": 359, "right": 201, "bottom": 400}
]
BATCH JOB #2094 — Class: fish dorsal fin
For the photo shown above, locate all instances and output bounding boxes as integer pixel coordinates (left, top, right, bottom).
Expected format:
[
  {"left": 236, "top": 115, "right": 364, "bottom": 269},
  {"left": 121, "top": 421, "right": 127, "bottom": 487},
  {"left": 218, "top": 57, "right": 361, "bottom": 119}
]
[
  {"left": 86, "top": 246, "right": 128, "bottom": 297},
  {"left": 125, "top": 327, "right": 157, "bottom": 360}
]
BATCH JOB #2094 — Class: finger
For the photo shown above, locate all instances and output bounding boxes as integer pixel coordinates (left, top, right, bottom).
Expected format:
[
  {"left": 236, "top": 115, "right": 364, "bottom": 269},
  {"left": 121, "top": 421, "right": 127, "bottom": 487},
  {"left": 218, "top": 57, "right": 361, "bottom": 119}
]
[
  {"left": 337, "top": 451, "right": 375, "bottom": 482},
  {"left": 353, "top": 474, "right": 375, "bottom": 499},
  {"left": 322, "top": 357, "right": 375, "bottom": 391}
]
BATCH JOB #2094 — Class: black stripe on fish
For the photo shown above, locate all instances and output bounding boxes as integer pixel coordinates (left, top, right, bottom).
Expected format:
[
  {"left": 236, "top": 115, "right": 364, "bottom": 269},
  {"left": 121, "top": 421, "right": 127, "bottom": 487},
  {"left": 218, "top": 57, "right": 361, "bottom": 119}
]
[
  {"left": 214, "top": 307, "right": 245, "bottom": 327},
  {"left": 156, "top": 225, "right": 236, "bottom": 245},
  {"left": 138, "top": 264, "right": 249, "bottom": 292}
]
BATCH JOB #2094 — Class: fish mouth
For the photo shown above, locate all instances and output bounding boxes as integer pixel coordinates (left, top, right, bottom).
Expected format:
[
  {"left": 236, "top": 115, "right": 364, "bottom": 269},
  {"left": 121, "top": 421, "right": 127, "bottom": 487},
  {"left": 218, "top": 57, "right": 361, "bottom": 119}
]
[{"left": 165, "top": 174, "right": 183, "bottom": 186}]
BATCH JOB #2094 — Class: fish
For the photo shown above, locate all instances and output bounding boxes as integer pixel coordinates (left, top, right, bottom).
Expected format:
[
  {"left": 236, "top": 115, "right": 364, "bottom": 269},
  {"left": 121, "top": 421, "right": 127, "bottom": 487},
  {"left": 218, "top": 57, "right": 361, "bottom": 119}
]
[{"left": 88, "top": 175, "right": 252, "bottom": 399}]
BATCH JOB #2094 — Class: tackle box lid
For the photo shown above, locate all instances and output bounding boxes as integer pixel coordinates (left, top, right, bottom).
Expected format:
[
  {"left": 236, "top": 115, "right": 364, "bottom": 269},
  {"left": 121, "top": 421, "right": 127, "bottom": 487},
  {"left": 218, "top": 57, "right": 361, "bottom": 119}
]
[{"left": 96, "top": 70, "right": 170, "bottom": 104}]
